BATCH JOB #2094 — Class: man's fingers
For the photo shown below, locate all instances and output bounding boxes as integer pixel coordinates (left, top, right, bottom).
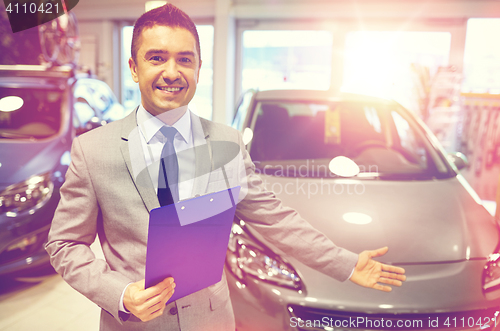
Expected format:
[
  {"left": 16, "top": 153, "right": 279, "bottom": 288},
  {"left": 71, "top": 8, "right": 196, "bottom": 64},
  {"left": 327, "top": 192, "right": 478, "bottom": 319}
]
[
  {"left": 378, "top": 276, "right": 403, "bottom": 287},
  {"left": 380, "top": 270, "right": 406, "bottom": 281},
  {"left": 125, "top": 277, "right": 176, "bottom": 322},
  {"left": 149, "top": 277, "right": 175, "bottom": 292},
  {"left": 142, "top": 277, "right": 175, "bottom": 301},
  {"left": 381, "top": 265, "right": 406, "bottom": 282},
  {"left": 158, "top": 283, "right": 176, "bottom": 304},
  {"left": 368, "top": 246, "right": 389, "bottom": 258},
  {"left": 163, "top": 289, "right": 175, "bottom": 306},
  {"left": 137, "top": 289, "right": 175, "bottom": 322},
  {"left": 145, "top": 282, "right": 176, "bottom": 309},
  {"left": 372, "top": 283, "right": 392, "bottom": 292},
  {"left": 382, "top": 264, "right": 405, "bottom": 275},
  {"left": 136, "top": 279, "right": 146, "bottom": 289},
  {"left": 160, "top": 277, "right": 175, "bottom": 287},
  {"left": 140, "top": 304, "right": 166, "bottom": 322}
]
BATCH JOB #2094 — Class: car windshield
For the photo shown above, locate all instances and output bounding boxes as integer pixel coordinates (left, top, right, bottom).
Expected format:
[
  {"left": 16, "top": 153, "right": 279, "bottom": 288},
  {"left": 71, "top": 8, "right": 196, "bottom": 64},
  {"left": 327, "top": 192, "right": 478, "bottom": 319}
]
[
  {"left": 249, "top": 100, "right": 452, "bottom": 179},
  {"left": 0, "top": 88, "right": 65, "bottom": 139}
]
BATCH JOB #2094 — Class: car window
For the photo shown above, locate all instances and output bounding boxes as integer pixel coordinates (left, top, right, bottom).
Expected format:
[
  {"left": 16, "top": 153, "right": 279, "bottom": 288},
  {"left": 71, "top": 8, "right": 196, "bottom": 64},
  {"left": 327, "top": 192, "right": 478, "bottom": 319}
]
[
  {"left": 75, "top": 80, "right": 113, "bottom": 113},
  {"left": 391, "top": 111, "right": 427, "bottom": 168},
  {"left": 232, "top": 89, "right": 255, "bottom": 131},
  {"left": 74, "top": 101, "right": 97, "bottom": 127},
  {"left": 75, "top": 79, "right": 126, "bottom": 123},
  {"left": 249, "top": 100, "right": 452, "bottom": 179},
  {"left": 0, "top": 88, "right": 65, "bottom": 139},
  {"left": 92, "top": 82, "right": 112, "bottom": 113}
]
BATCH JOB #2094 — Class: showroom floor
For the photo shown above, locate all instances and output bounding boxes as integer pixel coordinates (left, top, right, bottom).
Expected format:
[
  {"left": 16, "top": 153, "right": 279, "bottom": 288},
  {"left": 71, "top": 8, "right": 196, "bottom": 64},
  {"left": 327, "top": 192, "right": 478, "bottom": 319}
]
[
  {"left": 0, "top": 241, "right": 104, "bottom": 331},
  {"left": 0, "top": 201, "right": 497, "bottom": 331}
]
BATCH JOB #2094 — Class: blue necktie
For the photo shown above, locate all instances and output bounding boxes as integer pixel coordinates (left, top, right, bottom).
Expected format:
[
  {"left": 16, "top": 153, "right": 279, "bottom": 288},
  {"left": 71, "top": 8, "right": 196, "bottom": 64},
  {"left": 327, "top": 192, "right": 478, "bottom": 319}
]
[{"left": 157, "top": 126, "right": 179, "bottom": 206}]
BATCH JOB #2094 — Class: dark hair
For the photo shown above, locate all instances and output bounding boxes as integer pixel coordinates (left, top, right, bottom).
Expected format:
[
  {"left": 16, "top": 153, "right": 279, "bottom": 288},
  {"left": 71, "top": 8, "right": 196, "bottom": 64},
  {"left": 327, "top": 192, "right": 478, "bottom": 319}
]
[{"left": 131, "top": 3, "right": 200, "bottom": 62}]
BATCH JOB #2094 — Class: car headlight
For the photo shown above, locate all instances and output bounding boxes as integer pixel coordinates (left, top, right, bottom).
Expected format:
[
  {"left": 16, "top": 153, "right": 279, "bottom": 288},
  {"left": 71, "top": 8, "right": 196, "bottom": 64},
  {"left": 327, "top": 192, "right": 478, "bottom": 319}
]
[
  {"left": 226, "top": 220, "right": 304, "bottom": 290},
  {"left": 0, "top": 172, "right": 54, "bottom": 217},
  {"left": 484, "top": 253, "right": 500, "bottom": 289},
  {"left": 482, "top": 251, "right": 500, "bottom": 302}
]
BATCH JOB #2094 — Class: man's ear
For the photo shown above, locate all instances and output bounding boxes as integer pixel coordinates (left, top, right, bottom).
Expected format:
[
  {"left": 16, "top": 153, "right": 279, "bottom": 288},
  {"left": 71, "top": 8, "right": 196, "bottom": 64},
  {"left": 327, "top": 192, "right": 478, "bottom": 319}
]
[{"left": 129, "top": 57, "right": 139, "bottom": 83}]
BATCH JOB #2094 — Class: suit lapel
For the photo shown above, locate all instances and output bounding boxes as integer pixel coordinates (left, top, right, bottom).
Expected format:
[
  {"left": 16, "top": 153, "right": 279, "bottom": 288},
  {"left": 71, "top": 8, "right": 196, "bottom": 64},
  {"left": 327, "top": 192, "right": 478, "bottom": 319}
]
[
  {"left": 191, "top": 112, "right": 213, "bottom": 197},
  {"left": 119, "top": 108, "right": 160, "bottom": 212},
  {"left": 119, "top": 109, "right": 214, "bottom": 210}
]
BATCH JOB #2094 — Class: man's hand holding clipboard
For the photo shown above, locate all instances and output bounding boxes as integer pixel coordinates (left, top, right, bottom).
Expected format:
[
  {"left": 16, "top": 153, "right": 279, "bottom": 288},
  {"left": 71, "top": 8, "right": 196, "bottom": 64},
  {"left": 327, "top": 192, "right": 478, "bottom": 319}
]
[{"left": 123, "top": 277, "right": 176, "bottom": 322}]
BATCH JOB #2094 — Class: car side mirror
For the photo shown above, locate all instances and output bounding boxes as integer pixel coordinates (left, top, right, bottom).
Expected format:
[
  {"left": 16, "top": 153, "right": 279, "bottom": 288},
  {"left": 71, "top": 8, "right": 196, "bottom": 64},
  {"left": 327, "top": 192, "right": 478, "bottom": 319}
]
[{"left": 447, "top": 152, "right": 468, "bottom": 170}]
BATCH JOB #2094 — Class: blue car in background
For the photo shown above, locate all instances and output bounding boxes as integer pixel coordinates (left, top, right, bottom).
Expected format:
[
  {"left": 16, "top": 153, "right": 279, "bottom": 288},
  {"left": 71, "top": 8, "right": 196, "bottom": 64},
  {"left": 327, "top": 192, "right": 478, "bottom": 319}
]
[{"left": 0, "top": 64, "right": 125, "bottom": 276}]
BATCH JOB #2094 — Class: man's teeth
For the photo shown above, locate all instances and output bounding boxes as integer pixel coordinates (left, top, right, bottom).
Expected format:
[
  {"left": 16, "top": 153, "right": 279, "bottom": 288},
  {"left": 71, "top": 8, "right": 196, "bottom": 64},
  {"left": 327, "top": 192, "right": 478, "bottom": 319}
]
[{"left": 158, "top": 87, "right": 182, "bottom": 92}]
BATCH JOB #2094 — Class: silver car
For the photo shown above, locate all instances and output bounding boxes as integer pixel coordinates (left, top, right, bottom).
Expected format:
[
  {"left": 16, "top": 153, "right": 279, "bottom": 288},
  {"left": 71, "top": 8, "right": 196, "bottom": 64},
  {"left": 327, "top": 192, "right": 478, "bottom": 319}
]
[{"left": 225, "top": 90, "right": 500, "bottom": 331}]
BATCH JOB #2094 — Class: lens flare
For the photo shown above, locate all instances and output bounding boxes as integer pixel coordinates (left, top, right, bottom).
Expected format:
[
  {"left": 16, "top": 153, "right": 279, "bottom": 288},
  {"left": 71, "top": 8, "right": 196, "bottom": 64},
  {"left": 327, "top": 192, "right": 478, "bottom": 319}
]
[
  {"left": 0, "top": 96, "right": 24, "bottom": 112},
  {"left": 329, "top": 156, "right": 360, "bottom": 177},
  {"left": 342, "top": 212, "right": 372, "bottom": 225},
  {"left": 242, "top": 127, "right": 254, "bottom": 145}
]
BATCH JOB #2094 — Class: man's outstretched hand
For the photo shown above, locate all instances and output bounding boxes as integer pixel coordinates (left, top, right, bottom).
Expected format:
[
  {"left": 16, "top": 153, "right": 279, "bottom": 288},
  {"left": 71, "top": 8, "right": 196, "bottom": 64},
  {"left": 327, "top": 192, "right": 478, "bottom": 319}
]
[{"left": 349, "top": 247, "right": 406, "bottom": 292}]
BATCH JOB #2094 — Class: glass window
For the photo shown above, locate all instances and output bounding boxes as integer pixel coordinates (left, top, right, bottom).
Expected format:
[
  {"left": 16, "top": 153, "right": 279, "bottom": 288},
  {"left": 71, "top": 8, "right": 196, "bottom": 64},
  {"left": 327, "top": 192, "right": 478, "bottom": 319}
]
[
  {"left": 0, "top": 88, "right": 65, "bottom": 139},
  {"left": 190, "top": 25, "right": 214, "bottom": 120},
  {"left": 242, "top": 30, "right": 333, "bottom": 91},
  {"left": 74, "top": 78, "right": 126, "bottom": 123},
  {"left": 391, "top": 111, "right": 427, "bottom": 168},
  {"left": 121, "top": 25, "right": 214, "bottom": 119},
  {"left": 232, "top": 89, "right": 255, "bottom": 131},
  {"left": 121, "top": 26, "right": 139, "bottom": 112},
  {"left": 463, "top": 19, "right": 500, "bottom": 94},
  {"left": 249, "top": 100, "right": 451, "bottom": 179},
  {"left": 342, "top": 31, "right": 451, "bottom": 114}
]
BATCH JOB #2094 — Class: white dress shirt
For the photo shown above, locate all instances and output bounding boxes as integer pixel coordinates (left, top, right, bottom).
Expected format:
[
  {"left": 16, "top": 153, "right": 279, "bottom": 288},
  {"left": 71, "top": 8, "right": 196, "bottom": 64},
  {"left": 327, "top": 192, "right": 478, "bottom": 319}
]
[{"left": 136, "top": 105, "right": 196, "bottom": 200}]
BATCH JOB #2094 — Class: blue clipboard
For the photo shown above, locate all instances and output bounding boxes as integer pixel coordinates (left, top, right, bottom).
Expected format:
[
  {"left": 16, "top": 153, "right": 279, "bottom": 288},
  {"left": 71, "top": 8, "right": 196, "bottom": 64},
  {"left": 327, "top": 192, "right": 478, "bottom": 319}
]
[{"left": 145, "top": 186, "right": 241, "bottom": 303}]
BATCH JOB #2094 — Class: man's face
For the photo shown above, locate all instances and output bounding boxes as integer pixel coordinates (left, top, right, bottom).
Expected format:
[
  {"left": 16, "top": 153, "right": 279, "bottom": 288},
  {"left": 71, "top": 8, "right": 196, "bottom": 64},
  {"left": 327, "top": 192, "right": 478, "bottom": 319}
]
[{"left": 129, "top": 25, "right": 201, "bottom": 116}]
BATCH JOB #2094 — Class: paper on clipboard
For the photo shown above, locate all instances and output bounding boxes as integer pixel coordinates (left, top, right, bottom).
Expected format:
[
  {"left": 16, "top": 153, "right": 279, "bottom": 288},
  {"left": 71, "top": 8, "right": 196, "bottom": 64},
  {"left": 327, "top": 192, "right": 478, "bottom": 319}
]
[{"left": 145, "top": 186, "right": 241, "bottom": 303}]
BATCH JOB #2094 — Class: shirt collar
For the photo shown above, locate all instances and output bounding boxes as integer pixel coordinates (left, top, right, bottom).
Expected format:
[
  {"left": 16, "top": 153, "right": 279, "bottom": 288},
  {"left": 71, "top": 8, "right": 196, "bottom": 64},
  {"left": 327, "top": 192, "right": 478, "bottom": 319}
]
[{"left": 137, "top": 105, "right": 192, "bottom": 144}]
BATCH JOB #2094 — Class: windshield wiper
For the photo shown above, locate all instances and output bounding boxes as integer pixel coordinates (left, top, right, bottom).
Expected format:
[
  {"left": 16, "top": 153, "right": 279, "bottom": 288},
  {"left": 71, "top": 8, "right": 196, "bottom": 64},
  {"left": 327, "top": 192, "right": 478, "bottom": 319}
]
[
  {"left": 374, "top": 173, "right": 436, "bottom": 180},
  {"left": 0, "top": 132, "right": 36, "bottom": 139},
  {"left": 349, "top": 172, "right": 437, "bottom": 180}
]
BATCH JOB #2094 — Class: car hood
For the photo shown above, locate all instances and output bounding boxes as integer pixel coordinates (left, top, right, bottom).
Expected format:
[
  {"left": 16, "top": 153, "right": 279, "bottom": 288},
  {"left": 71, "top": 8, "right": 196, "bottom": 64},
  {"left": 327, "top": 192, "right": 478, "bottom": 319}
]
[
  {"left": 0, "top": 138, "right": 70, "bottom": 188},
  {"left": 254, "top": 174, "right": 498, "bottom": 264}
]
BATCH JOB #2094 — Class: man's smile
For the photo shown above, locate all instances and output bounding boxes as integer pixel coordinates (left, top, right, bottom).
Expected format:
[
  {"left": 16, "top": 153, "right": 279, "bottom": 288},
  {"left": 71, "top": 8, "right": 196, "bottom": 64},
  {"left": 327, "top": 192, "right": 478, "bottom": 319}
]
[{"left": 156, "top": 86, "right": 185, "bottom": 93}]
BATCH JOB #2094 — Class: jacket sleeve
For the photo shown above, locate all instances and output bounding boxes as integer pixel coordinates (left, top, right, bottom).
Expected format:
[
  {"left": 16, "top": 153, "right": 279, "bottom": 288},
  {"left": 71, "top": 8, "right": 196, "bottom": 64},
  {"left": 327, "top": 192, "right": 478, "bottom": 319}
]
[
  {"left": 233, "top": 131, "right": 358, "bottom": 282},
  {"left": 45, "top": 136, "right": 132, "bottom": 324}
]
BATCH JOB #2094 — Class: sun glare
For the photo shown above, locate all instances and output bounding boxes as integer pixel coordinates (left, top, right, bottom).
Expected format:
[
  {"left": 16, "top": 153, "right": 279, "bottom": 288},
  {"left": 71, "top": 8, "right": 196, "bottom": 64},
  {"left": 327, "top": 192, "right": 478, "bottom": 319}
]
[{"left": 341, "top": 31, "right": 451, "bottom": 107}]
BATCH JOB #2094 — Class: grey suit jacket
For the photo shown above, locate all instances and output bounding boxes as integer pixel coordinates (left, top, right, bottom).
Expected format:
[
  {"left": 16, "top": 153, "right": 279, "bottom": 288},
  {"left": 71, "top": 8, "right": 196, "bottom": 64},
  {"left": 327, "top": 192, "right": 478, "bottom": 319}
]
[{"left": 46, "top": 109, "right": 358, "bottom": 331}]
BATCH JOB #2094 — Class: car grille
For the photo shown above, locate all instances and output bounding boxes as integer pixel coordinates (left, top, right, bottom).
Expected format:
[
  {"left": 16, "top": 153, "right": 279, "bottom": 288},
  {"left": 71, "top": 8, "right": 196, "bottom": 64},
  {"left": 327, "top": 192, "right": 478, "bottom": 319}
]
[{"left": 288, "top": 304, "right": 500, "bottom": 331}]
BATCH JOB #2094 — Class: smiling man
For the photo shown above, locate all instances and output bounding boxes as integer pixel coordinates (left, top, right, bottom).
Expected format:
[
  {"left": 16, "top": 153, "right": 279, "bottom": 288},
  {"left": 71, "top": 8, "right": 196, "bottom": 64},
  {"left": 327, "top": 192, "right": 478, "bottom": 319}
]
[
  {"left": 46, "top": 4, "right": 406, "bottom": 331},
  {"left": 129, "top": 25, "right": 200, "bottom": 119}
]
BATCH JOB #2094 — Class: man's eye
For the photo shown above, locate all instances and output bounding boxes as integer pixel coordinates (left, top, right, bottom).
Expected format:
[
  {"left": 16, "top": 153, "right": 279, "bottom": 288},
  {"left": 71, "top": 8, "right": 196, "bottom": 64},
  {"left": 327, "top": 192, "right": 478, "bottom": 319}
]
[
  {"left": 179, "top": 57, "right": 192, "bottom": 63},
  {"left": 150, "top": 56, "right": 163, "bottom": 61}
]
